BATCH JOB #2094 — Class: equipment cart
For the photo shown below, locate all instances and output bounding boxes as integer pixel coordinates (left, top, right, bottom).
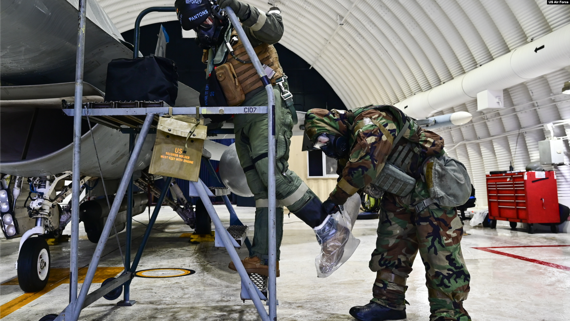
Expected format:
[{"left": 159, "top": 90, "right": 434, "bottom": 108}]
[{"left": 486, "top": 171, "right": 559, "bottom": 233}]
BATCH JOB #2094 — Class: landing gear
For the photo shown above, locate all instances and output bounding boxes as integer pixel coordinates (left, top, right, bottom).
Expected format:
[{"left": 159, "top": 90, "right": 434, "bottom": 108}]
[{"left": 17, "top": 237, "right": 50, "bottom": 292}]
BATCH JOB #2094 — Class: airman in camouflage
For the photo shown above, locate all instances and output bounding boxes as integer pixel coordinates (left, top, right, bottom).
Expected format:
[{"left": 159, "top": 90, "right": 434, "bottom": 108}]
[{"left": 305, "top": 105, "right": 471, "bottom": 321}]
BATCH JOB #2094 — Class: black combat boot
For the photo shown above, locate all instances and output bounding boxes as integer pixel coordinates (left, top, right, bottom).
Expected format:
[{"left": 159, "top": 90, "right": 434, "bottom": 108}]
[
  {"left": 349, "top": 301, "right": 407, "bottom": 321},
  {"left": 292, "top": 196, "right": 328, "bottom": 228}
]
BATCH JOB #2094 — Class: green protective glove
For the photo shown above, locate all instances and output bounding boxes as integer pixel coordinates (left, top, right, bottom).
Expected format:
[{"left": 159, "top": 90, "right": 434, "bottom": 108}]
[{"left": 217, "top": 0, "right": 250, "bottom": 20}]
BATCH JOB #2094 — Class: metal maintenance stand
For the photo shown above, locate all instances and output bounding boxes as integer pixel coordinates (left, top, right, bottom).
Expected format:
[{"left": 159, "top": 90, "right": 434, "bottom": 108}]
[{"left": 51, "top": 4, "right": 278, "bottom": 321}]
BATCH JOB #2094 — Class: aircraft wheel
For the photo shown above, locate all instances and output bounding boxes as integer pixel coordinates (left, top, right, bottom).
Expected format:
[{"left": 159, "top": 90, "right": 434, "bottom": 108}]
[
  {"left": 17, "top": 237, "right": 50, "bottom": 292},
  {"left": 39, "top": 314, "right": 58, "bottom": 321},
  {"left": 102, "top": 277, "right": 123, "bottom": 300}
]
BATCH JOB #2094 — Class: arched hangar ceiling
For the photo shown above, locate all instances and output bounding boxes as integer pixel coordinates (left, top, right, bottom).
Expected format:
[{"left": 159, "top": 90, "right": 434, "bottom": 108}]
[
  {"left": 99, "top": 0, "right": 570, "bottom": 114},
  {"left": 97, "top": 0, "right": 570, "bottom": 207}
]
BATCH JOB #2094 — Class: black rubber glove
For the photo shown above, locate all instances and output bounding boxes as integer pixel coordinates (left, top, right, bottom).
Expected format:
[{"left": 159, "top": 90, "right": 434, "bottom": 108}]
[
  {"left": 322, "top": 199, "right": 340, "bottom": 215},
  {"left": 218, "top": 0, "right": 250, "bottom": 20}
]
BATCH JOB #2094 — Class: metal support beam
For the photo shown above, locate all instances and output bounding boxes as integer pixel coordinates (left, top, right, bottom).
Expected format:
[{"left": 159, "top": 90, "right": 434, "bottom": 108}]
[
  {"left": 62, "top": 106, "right": 268, "bottom": 117},
  {"left": 82, "top": 273, "right": 133, "bottom": 308},
  {"left": 118, "top": 132, "right": 136, "bottom": 306},
  {"left": 53, "top": 114, "right": 155, "bottom": 321},
  {"left": 133, "top": 7, "right": 176, "bottom": 59},
  {"left": 191, "top": 180, "right": 269, "bottom": 321},
  {"left": 69, "top": 0, "right": 87, "bottom": 312},
  {"left": 224, "top": 8, "right": 278, "bottom": 319}
]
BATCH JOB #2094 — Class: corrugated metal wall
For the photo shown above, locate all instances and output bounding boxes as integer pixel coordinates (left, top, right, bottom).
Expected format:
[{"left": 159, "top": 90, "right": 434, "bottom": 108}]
[{"left": 445, "top": 67, "right": 570, "bottom": 209}]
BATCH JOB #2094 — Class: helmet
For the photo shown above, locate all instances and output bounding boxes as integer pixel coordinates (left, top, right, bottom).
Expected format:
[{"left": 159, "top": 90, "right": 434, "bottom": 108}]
[{"left": 175, "top": 0, "right": 213, "bottom": 31}]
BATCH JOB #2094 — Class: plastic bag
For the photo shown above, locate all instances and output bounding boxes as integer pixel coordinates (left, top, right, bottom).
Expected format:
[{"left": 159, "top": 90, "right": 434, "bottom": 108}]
[
  {"left": 470, "top": 209, "right": 488, "bottom": 227},
  {"left": 315, "top": 204, "right": 361, "bottom": 278},
  {"left": 340, "top": 193, "right": 362, "bottom": 229}
]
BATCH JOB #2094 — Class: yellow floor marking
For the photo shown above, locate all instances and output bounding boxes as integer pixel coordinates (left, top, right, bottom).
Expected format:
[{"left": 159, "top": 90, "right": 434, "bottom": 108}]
[
  {"left": 0, "top": 267, "right": 123, "bottom": 318},
  {"left": 179, "top": 231, "right": 215, "bottom": 242},
  {"left": 46, "top": 235, "right": 70, "bottom": 246}
]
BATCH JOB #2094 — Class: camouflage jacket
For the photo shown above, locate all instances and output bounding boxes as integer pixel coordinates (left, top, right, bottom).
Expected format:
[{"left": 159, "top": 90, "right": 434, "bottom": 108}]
[{"left": 305, "top": 105, "right": 445, "bottom": 205}]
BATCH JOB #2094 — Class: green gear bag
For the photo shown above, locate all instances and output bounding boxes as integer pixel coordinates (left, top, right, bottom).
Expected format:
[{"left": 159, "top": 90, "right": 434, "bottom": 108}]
[
  {"left": 148, "top": 115, "right": 207, "bottom": 182},
  {"left": 423, "top": 154, "right": 471, "bottom": 208}
]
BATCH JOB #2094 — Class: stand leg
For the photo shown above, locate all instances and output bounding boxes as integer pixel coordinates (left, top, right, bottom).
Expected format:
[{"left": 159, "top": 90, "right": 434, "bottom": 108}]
[
  {"left": 118, "top": 132, "right": 136, "bottom": 306},
  {"left": 191, "top": 180, "right": 269, "bottom": 321},
  {"left": 55, "top": 114, "right": 155, "bottom": 321}
]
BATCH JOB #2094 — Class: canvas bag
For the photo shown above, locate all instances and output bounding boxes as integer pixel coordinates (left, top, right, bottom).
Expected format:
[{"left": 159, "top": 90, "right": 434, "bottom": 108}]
[{"left": 148, "top": 115, "right": 207, "bottom": 181}]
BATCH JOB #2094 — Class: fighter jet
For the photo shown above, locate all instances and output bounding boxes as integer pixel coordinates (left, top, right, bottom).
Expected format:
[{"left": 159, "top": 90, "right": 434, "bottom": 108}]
[{"left": 0, "top": 0, "right": 212, "bottom": 293}]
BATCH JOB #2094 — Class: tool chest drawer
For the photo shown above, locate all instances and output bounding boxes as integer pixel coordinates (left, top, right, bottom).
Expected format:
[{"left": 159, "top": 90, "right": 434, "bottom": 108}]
[{"left": 486, "top": 171, "right": 559, "bottom": 224}]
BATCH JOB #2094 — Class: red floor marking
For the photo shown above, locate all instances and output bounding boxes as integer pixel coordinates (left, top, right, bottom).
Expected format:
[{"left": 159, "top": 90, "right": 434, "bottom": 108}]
[
  {"left": 475, "top": 245, "right": 570, "bottom": 249},
  {"left": 473, "top": 245, "right": 570, "bottom": 271}
]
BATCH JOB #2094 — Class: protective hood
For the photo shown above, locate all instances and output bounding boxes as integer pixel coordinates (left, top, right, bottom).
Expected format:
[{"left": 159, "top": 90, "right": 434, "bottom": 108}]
[{"left": 304, "top": 109, "right": 351, "bottom": 145}]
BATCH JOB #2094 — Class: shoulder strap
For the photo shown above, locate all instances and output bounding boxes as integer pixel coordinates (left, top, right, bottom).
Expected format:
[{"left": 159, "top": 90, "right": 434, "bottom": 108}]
[{"left": 392, "top": 119, "right": 409, "bottom": 147}]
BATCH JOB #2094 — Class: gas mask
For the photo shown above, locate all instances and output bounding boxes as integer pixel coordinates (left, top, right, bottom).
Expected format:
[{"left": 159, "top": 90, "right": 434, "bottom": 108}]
[
  {"left": 195, "top": 15, "right": 228, "bottom": 49},
  {"left": 314, "top": 133, "right": 349, "bottom": 159},
  {"left": 175, "top": 0, "right": 228, "bottom": 49}
]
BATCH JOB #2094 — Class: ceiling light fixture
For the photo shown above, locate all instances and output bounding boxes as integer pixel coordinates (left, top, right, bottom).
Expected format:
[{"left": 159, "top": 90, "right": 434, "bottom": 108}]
[{"left": 563, "top": 81, "right": 570, "bottom": 94}]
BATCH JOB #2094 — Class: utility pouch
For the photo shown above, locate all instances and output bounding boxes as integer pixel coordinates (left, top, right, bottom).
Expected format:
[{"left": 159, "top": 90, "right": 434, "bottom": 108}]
[
  {"left": 422, "top": 154, "right": 471, "bottom": 207},
  {"left": 215, "top": 63, "right": 245, "bottom": 106},
  {"left": 200, "top": 68, "right": 227, "bottom": 107},
  {"left": 148, "top": 115, "right": 207, "bottom": 182},
  {"left": 372, "top": 163, "right": 416, "bottom": 197}
]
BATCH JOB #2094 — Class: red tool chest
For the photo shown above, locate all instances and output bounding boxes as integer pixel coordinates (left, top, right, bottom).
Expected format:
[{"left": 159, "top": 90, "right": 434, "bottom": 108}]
[{"left": 486, "top": 171, "right": 559, "bottom": 224}]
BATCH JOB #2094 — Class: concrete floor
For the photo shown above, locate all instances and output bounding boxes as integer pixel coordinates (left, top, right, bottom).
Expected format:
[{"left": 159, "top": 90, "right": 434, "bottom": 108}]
[{"left": 1, "top": 205, "right": 569, "bottom": 321}]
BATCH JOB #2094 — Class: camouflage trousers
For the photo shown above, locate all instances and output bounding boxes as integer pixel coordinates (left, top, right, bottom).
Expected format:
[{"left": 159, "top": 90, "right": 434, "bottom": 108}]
[{"left": 369, "top": 180, "right": 471, "bottom": 321}]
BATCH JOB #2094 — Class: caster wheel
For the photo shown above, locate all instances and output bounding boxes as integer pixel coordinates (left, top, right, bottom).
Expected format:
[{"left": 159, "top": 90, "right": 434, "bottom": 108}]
[
  {"left": 490, "top": 219, "right": 497, "bottom": 229},
  {"left": 101, "top": 277, "right": 123, "bottom": 300},
  {"left": 550, "top": 224, "right": 558, "bottom": 233},
  {"left": 526, "top": 223, "right": 533, "bottom": 234},
  {"left": 17, "top": 237, "right": 50, "bottom": 292},
  {"left": 39, "top": 314, "right": 58, "bottom": 321},
  {"left": 509, "top": 222, "right": 517, "bottom": 230}
]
